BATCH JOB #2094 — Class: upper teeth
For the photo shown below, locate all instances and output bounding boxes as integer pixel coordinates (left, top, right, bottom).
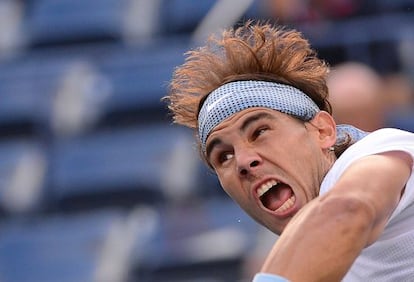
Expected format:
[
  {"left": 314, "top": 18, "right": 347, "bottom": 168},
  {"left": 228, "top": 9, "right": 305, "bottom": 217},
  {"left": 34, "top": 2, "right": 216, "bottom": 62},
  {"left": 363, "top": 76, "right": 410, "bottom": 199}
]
[{"left": 257, "top": 179, "right": 278, "bottom": 197}]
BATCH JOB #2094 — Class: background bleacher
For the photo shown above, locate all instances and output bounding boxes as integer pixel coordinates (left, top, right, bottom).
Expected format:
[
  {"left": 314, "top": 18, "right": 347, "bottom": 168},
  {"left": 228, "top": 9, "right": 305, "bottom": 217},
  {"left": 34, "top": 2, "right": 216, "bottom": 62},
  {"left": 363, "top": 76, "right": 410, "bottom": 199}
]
[{"left": 0, "top": 1, "right": 413, "bottom": 281}]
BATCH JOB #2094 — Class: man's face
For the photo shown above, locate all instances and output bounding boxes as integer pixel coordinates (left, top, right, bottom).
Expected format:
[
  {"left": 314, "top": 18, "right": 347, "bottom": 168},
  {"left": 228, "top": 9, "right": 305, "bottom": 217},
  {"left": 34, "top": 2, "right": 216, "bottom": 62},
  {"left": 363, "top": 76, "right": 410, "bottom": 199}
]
[{"left": 205, "top": 107, "right": 332, "bottom": 234}]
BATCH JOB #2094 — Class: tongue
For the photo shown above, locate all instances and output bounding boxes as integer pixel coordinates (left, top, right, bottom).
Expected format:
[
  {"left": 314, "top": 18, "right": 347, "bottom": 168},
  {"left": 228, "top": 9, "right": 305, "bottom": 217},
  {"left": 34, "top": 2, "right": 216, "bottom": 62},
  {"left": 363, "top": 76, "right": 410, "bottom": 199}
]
[{"left": 261, "top": 184, "right": 292, "bottom": 211}]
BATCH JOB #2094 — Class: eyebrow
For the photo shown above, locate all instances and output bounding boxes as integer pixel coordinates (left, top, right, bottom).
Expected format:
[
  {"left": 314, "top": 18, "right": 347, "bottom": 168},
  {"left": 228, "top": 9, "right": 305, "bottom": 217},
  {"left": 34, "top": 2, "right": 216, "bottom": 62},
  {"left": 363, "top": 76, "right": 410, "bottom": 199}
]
[
  {"left": 205, "top": 112, "right": 276, "bottom": 161},
  {"left": 240, "top": 112, "right": 275, "bottom": 132},
  {"left": 206, "top": 138, "right": 222, "bottom": 161}
]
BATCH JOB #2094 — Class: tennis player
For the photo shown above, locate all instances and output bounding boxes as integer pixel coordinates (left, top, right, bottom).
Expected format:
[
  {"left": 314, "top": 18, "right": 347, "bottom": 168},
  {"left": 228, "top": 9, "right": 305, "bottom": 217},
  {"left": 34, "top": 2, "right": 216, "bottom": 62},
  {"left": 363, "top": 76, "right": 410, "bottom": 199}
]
[{"left": 165, "top": 21, "right": 414, "bottom": 281}]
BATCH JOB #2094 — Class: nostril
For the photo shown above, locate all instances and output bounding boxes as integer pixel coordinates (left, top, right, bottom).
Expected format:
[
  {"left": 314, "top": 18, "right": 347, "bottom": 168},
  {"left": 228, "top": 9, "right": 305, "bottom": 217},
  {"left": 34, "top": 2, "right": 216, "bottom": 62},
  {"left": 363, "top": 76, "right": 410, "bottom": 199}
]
[
  {"left": 240, "top": 168, "right": 248, "bottom": 175},
  {"left": 239, "top": 159, "right": 260, "bottom": 176}
]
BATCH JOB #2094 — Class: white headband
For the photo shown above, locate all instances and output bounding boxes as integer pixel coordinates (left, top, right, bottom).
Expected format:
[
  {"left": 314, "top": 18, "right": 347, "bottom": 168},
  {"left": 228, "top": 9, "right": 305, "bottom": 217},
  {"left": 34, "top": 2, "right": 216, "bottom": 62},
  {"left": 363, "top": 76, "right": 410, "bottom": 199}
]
[{"left": 197, "top": 80, "right": 320, "bottom": 152}]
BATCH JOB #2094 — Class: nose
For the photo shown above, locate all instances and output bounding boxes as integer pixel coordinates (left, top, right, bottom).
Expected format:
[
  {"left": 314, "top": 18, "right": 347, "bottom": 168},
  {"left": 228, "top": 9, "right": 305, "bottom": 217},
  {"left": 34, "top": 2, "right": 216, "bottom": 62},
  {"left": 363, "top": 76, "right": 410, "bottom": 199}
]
[{"left": 236, "top": 148, "right": 261, "bottom": 177}]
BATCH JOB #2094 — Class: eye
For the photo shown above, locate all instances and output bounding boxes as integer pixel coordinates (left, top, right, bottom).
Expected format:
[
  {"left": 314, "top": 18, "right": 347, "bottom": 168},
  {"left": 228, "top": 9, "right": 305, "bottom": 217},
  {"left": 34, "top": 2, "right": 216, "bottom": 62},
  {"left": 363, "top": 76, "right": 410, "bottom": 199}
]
[
  {"left": 218, "top": 151, "right": 234, "bottom": 164},
  {"left": 252, "top": 127, "right": 268, "bottom": 140}
]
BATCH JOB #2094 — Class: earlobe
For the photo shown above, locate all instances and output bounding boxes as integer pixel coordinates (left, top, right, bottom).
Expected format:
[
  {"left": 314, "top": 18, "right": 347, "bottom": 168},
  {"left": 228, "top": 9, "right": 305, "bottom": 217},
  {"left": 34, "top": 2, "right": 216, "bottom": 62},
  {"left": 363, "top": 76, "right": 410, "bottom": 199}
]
[{"left": 311, "top": 111, "right": 337, "bottom": 149}]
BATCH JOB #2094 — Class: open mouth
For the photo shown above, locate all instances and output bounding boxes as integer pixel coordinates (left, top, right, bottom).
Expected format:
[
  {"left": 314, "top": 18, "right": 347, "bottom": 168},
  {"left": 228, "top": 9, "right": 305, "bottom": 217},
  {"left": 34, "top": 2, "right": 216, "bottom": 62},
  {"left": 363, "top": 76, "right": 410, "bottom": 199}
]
[{"left": 257, "top": 179, "right": 296, "bottom": 213}]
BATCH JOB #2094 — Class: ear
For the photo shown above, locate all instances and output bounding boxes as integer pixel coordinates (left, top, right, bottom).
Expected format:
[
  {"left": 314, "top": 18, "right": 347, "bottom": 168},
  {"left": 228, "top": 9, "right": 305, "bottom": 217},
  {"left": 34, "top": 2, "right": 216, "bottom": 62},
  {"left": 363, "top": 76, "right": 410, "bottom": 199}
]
[{"left": 308, "top": 111, "right": 337, "bottom": 150}]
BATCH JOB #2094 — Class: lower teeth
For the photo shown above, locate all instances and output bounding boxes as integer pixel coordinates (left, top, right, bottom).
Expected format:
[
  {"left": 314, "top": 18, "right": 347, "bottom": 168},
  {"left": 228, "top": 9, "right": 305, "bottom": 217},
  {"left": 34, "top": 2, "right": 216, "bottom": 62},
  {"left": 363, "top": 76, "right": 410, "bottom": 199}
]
[{"left": 275, "top": 195, "right": 295, "bottom": 212}]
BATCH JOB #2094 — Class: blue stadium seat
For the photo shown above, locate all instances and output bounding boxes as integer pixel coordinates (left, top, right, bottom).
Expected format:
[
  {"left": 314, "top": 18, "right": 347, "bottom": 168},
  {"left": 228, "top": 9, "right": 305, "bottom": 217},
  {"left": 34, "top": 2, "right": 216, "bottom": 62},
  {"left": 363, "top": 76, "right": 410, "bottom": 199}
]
[
  {"left": 0, "top": 209, "right": 127, "bottom": 282},
  {"left": 158, "top": 0, "right": 260, "bottom": 36},
  {"left": 0, "top": 46, "right": 118, "bottom": 137},
  {"left": 96, "top": 38, "right": 189, "bottom": 118},
  {"left": 136, "top": 198, "right": 259, "bottom": 281},
  {"left": 159, "top": 0, "right": 217, "bottom": 35},
  {"left": 50, "top": 123, "right": 196, "bottom": 209},
  {"left": 0, "top": 54, "right": 76, "bottom": 136},
  {"left": 24, "top": 0, "right": 128, "bottom": 46},
  {"left": 0, "top": 140, "right": 47, "bottom": 215}
]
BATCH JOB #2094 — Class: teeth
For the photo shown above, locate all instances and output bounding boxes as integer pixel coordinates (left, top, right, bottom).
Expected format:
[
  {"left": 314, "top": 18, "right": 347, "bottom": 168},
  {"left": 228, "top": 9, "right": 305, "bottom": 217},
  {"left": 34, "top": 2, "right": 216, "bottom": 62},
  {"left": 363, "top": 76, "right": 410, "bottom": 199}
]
[
  {"left": 275, "top": 195, "right": 296, "bottom": 213},
  {"left": 257, "top": 180, "right": 278, "bottom": 197}
]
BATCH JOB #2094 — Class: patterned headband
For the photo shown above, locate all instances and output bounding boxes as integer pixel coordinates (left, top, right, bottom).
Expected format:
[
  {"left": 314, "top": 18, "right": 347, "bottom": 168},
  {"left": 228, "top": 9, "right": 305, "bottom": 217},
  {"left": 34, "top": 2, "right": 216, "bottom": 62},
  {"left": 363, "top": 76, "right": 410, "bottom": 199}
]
[{"left": 198, "top": 80, "right": 320, "bottom": 152}]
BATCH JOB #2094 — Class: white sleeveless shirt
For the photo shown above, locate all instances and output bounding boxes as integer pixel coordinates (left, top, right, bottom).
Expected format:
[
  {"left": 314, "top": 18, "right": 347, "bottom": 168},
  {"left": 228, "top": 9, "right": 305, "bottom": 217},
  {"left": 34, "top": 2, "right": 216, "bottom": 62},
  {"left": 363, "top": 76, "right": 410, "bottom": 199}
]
[{"left": 320, "top": 128, "right": 414, "bottom": 281}]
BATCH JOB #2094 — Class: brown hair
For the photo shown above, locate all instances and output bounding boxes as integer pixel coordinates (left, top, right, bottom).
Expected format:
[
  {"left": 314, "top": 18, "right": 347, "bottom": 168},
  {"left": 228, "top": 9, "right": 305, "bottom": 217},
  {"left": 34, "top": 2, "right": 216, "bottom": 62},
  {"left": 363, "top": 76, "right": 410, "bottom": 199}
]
[{"left": 165, "top": 21, "right": 341, "bottom": 157}]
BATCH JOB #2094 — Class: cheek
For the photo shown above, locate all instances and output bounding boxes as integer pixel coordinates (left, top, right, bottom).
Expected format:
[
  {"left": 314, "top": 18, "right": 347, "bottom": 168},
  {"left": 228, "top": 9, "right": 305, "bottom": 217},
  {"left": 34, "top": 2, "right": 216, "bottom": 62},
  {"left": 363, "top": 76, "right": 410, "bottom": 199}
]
[
  {"left": 217, "top": 172, "right": 246, "bottom": 201},
  {"left": 217, "top": 175, "right": 235, "bottom": 197}
]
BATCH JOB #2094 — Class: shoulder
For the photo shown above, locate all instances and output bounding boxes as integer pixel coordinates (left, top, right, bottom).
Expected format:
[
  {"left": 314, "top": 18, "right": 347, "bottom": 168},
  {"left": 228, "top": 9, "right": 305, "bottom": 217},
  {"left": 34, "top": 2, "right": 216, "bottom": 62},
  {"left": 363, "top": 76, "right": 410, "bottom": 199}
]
[
  {"left": 340, "top": 128, "right": 414, "bottom": 165},
  {"left": 321, "top": 128, "right": 414, "bottom": 194},
  {"left": 360, "top": 128, "right": 414, "bottom": 145}
]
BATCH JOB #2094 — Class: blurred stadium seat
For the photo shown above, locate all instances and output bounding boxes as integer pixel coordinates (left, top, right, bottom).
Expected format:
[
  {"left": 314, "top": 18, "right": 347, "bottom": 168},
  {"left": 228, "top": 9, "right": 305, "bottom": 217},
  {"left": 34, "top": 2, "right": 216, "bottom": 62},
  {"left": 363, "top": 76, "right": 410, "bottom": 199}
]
[
  {"left": 0, "top": 208, "right": 136, "bottom": 282},
  {"left": 159, "top": 0, "right": 218, "bottom": 35},
  {"left": 0, "top": 207, "right": 158, "bottom": 282},
  {"left": 0, "top": 53, "right": 76, "bottom": 137},
  {"left": 134, "top": 197, "right": 259, "bottom": 281},
  {"left": 0, "top": 140, "right": 47, "bottom": 215},
  {"left": 50, "top": 124, "right": 199, "bottom": 210},
  {"left": 94, "top": 38, "right": 189, "bottom": 126},
  {"left": 24, "top": 0, "right": 129, "bottom": 46}
]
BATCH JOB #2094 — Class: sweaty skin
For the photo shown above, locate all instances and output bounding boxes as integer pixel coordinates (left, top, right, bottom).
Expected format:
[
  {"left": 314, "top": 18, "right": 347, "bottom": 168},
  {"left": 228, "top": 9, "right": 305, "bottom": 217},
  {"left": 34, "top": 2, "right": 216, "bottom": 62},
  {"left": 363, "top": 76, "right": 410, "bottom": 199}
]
[
  {"left": 206, "top": 108, "right": 337, "bottom": 235},
  {"left": 206, "top": 107, "right": 412, "bottom": 281},
  {"left": 260, "top": 151, "right": 411, "bottom": 281}
]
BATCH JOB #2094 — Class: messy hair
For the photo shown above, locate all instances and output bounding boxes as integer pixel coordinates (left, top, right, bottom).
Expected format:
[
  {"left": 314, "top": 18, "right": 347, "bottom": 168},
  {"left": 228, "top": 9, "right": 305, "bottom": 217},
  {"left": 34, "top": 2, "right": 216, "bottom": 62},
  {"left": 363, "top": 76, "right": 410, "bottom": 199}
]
[{"left": 165, "top": 21, "right": 337, "bottom": 154}]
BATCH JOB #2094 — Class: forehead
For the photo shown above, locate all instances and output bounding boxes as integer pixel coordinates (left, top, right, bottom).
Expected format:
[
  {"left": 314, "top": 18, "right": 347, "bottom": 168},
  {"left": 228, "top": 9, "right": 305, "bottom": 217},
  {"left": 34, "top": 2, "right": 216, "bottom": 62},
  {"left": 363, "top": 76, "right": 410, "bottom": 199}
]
[{"left": 208, "top": 107, "right": 285, "bottom": 135}]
